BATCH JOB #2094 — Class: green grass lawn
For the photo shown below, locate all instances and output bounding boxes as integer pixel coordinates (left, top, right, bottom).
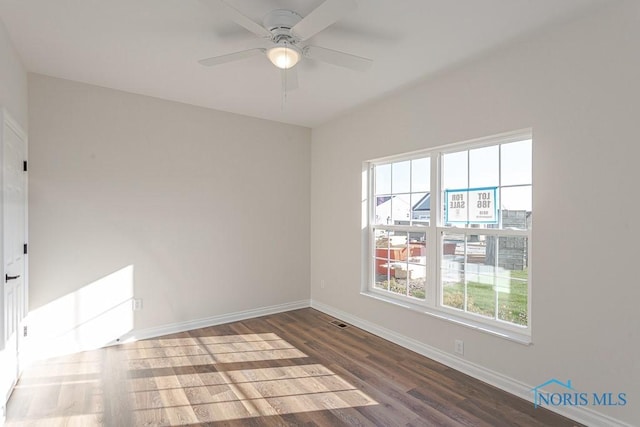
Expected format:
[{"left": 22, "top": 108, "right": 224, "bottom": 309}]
[
  {"left": 443, "top": 269, "right": 528, "bottom": 326},
  {"left": 376, "top": 277, "right": 426, "bottom": 299},
  {"left": 375, "top": 269, "right": 528, "bottom": 326}
]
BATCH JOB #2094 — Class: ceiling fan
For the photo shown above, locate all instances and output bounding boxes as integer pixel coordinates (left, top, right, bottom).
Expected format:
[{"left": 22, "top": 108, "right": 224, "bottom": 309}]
[{"left": 198, "top": 0, "right": 373, "bottom": 91}]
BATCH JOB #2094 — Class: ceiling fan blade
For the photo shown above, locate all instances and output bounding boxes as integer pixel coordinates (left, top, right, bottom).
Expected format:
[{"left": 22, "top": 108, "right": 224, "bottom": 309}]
[
  {"left": 304, "top": 45, "right": 372, "bottom": 72},
  {"left": 198, "top": 48, "right": 265, "bottom": 67},
  {"left": 200, "top": 0, "right": 272, "bottom": 38},
  {"left": 281, "top": 66, "right": 299, "bottom": 92},
  {"left": 291, "top": 0, "right": 357, "bottom": 42}
]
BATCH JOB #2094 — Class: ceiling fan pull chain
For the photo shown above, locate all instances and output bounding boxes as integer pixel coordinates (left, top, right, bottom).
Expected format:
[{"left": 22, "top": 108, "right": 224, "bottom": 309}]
[{"left": 281, "top": 69, "right": 288, "bottom": 111}]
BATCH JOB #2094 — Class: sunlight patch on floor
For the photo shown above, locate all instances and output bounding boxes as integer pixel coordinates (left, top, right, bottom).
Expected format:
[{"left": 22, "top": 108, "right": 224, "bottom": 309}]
[{"left": 126, "top": 333, "right": 378, "bottom": 423}]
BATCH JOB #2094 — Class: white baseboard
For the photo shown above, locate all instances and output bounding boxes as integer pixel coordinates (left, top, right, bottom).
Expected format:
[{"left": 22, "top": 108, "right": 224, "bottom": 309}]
[
  {"left": 116, "top": 299, "right": 310, "bottom": 344},
  {"left": 310, "top": 299, "right": 633, "bottom": 427}
]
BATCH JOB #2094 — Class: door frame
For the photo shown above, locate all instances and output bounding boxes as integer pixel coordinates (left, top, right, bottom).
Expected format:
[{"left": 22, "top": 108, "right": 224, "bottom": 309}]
[{"left": 0, "top": 107, "right": 28, "bottom": 417}]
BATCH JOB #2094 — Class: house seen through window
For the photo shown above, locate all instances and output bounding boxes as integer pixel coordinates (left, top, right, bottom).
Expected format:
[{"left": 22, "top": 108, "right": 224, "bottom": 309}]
[{"left": 368, "top": 131, "right": 532, "bottom": 339}]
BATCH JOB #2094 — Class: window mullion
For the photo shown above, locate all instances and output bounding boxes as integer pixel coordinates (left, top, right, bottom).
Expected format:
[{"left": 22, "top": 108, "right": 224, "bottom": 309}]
[
  {"left": 368, "top": 164, "right": 376, "bottom": 293},
  {"left": 463, "top": 235, "right": 468, "bottom": 312},
  {"left": 426, "top": 154, "right": 440, "bottom": 307},
  {"left": 389, "top": 163, "right": 394, "bottom": 226},
  {"left": 409, "top": 160, "right": 413, "bottom": 227},
  {"left": 498, "top": 143, "right": 503, "bottom": 229},
  {"left": 494, "top": 235, "right": 499, "bottom": 320}
]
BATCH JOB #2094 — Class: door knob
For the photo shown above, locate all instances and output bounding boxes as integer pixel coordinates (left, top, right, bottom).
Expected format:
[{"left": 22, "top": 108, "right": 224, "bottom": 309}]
[{"left": 5, "top": 274, "right": 20, "bottom": 282}]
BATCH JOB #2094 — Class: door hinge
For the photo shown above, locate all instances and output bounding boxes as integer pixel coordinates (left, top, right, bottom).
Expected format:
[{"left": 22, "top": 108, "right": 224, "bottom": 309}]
[
  {"left": 23, "top": 325, "right": 28, "bottom": 337},
  {"left": 23, "top": 160, "right": 27, "bottom": 172},
  {"left": 24, "top": 243, "right": 28, "bottom": 255}
]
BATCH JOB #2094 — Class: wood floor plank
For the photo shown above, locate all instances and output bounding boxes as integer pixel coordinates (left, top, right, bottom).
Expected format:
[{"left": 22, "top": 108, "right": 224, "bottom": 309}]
[{"left": 6, "top": 308, "right": 584, "bottom": 426}]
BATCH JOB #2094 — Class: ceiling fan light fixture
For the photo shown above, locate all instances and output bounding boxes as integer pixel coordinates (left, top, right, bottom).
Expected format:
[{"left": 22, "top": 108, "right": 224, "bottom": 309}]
[{"left": 267, "top": 44, "right": 301, "bottom": 69}]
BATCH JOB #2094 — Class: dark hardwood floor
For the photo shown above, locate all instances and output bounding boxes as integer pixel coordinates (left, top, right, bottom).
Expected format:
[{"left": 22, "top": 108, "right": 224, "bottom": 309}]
[{"left": 6, "top": 308, "right": 581, "bottom": 426}]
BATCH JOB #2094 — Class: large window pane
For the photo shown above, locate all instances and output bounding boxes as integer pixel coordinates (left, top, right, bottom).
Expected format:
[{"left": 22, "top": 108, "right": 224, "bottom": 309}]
[
  {"left": 392, "top": 161, "right": 411, "bottom": 193},
  {"left": 375, "top": 163, "right": 391, "bottom": 195},
  {"left": 380, "top": 231, "right": 408, "bottom": 296},
  {"left": 501, "top": 209, "right": 531, "bottom": 231},
  {"left": 411, "top": 157, "right": 430, "bottom": 192},
  {"left": 374, "top": 259, "right": 391, "bottom": 291},
  {"left": 496, "top": 236, "right": 528, "bottom": 326},
  {"left": 464, "top": 238, "right": 496, "bottom": 319},
  {"left": 411, "top": 192, "right": 429, "bottom": 226},
  {"left": 374, "top": 230, "right": 391, "bottom": 290},
  {"left": 374, "top": 229, "right": 427, "bottom": 300},
  {"left": 501, "top": 140, "right": 532, "bottom": 186},
  {"left": 441, "top": 233, "right": 464, "bottom": 309},
  {"left": 501, "top": 186, "right": 532, "bottom": 230},
  {"left": 375, "top": 229, "right": 390, "bottom": 254},
  {"left": 374, "top": 196, "right": 393, "bottom": 225},
  {"left": 408, "top": 263, "right": 426, "bottom": 299},
  {"left": 391, "top": 194, "right": 411, "bottom": 225},
  {"left": 469, "top": 145, "right": 499, "bottom": 188},
  {"left": 443, "top": 151, "right": 468, "bottom": 190},
  {"left": 408, "top": 232, "right": 427, "bottom": 299},
  {"left": 501, "top": 186, "right": 531, "bottom": 211},
  {"left": 441, "top": 232, "right": 529, "bottom": 327}
]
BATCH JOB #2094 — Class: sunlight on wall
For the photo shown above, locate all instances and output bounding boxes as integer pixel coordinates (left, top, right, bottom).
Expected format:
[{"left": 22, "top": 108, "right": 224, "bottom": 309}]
[{"left": 24, "top": 265, "right": 135, "bottom": 362}]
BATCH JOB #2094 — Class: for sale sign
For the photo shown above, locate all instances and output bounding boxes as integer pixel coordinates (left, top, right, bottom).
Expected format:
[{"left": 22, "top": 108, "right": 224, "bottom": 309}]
[{"left": 445, "top": 187, "right": 498, "bottom": 224}]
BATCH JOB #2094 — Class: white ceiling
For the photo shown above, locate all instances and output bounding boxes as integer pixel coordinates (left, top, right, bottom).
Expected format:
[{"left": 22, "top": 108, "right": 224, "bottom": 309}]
[{"left": 0, "top": 0, "right": 608, "bottom": 127}]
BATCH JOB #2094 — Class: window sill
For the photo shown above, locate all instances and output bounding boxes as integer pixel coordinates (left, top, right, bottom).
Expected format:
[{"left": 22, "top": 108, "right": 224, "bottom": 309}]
[{"left": 360, "top": 290, "right": 532, "bottom": 345}]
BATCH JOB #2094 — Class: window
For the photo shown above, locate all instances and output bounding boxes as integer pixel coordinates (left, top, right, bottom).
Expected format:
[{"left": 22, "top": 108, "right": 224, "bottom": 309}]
[
  {"left": 367, "top": 131, "right": 532, "bottom": 341},
  {"left": 372, "top": 158, "right": 431, "bottom": 299}
]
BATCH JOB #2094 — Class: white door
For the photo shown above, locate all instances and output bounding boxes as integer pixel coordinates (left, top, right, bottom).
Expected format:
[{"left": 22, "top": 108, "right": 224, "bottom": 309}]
[{"left": 1, "top": 110, "right": 27, "bottom": 407}]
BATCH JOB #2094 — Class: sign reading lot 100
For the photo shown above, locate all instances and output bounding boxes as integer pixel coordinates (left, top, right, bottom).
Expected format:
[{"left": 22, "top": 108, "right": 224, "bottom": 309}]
[{"left": 445, "top": 187, "right": 498, "bottom": 224}]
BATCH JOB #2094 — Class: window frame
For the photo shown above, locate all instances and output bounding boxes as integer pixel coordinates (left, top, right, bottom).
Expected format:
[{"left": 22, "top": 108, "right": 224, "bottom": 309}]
[{"left": 364, "top": 130, "right": 532, "bottom": 344}]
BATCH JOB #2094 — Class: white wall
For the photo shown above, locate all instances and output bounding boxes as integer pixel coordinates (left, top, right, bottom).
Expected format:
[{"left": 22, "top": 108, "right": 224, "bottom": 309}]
[
  {"left": 28, "top": 74, "right": 311, "bottom": 353},
  {"left": 0, "top": 18, "right": 26, "bottom": 128},
  {"left": 311, "top": 2, "right": 639, "bottom": 425}
]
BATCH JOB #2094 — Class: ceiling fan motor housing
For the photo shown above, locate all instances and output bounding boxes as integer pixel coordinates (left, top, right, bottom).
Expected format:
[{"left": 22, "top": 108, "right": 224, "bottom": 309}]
[{"left": 263, "top": 9, "right": 302, "bottom": 42}]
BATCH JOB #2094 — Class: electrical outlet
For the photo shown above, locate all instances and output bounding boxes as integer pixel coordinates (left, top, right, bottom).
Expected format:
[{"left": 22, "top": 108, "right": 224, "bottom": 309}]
[
  {"left": 321, "top": 279, "right": 325, "bottom": 289},
  {"left": 454, "top": 339, "right": 464, "bottom": 355},
  {"left": 132, "top": 298, "right": 143, "bottom": 311}
]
